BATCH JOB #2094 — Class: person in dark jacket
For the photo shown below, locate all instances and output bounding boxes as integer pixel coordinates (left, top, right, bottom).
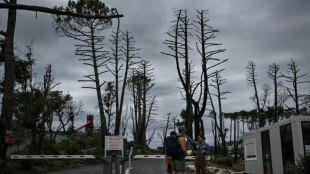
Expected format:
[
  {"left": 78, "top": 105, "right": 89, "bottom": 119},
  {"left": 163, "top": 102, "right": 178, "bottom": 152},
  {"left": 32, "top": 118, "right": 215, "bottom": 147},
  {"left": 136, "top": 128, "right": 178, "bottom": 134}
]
[{"left": 186, "top": 135, "right": 210, "bottom": 174}]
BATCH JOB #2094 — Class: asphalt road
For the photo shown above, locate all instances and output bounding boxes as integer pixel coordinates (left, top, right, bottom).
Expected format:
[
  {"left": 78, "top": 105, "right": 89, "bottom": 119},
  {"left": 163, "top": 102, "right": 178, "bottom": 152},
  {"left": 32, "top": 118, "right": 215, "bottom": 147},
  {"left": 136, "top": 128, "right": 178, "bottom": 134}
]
[
  {"left": 38, "top": 159, "right": 167, "bottom": 174},
  {"left": 130, "top": 158, "right": 166, "bottom": 174}
]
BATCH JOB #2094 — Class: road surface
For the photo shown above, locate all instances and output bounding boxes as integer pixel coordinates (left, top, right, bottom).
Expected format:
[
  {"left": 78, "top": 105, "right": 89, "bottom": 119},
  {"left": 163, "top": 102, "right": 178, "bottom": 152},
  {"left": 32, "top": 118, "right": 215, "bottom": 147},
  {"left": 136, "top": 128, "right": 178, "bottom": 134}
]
[{"left": 38, "top": 158, "right": 167, "bottom": 174}]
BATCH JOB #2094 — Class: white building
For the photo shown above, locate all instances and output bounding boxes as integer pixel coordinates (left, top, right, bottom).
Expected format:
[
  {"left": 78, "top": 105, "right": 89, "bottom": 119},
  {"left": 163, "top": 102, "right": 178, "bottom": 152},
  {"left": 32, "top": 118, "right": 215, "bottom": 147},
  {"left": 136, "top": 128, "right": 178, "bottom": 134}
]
[{"left": 243, "top": 116, "right": 310, "bottom": 174}]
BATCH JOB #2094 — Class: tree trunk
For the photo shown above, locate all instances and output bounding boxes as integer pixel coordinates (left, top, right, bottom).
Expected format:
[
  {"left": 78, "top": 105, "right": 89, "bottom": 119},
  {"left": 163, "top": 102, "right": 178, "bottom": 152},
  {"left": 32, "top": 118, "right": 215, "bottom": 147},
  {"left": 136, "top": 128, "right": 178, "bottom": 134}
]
[
  {"left": 31, "top": 128, "right": 37, "bottom": 155},
  {"left": 90, "top": 28, "right": 107, "bottom": 149},
  {"left": 233, "top": 116, "right": 237, "bottom": 163},
  {"left": 0, "top": 0, "right": 17, "bottom": 168},
  {"left": 114, "top": 16, "right": 121, "bottom": 135}
]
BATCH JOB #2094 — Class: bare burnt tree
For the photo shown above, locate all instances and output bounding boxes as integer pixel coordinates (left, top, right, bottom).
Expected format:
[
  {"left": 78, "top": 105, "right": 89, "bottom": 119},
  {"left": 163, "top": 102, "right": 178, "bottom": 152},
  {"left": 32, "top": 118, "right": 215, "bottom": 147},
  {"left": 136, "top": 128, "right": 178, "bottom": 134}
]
[
  {"left": 0, "top": 0, "right": 122, "bottom": 165},
  {"left": 267, "top": 63, "right": 282, "bottom": 122},
  {"left": 157, "top": 113, "right": 176, "bottom": 153},
  {"left": 210, "top": 70, "right": 230, "bottom": 155},
  {"left": 191, "top": 10, "right": 227, "bottom": 139},
  {"left": 281, "top": 59, "right": 310, "bottom": 115},
  {"left": 161, "top": 10, "right": 194, "bottom": 138},
  {"left": 52, "top": 0, "right": 116, "bottom": 149},
  {"left": 108, "top": 30, "right": 141, "bottom": 135},
  {"left": 127, "top": 60, "right": 156, "bottom": 146},
  {"left": 120, "top": 104, "right": 130, "bottom": 137},
  {"left": 162, "top": 10, "right": 227, "bottom": 139},
  {"left": 260, "top": 84, "right": 271, "bottom": 111},
  {"left": 246, "top": 61, "right": 264, "bottom": 128}
]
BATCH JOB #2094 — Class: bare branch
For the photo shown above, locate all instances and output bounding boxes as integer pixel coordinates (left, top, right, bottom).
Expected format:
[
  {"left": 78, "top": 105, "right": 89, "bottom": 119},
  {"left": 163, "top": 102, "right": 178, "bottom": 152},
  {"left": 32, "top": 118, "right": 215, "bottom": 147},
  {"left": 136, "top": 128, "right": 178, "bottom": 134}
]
[{"left": 0, "top": 3, "right": 124, "bottom": 19}]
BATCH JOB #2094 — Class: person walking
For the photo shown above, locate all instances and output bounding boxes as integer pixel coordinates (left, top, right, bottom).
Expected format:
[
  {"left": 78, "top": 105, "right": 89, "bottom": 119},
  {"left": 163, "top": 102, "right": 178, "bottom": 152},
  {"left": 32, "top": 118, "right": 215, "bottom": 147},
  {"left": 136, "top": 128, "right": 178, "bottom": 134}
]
[
  {"left": 171, "top": 126, "right": 188, "bottom": 174},
  {"left": 186, "top": 135, "right": 210, "bottom": 174}
]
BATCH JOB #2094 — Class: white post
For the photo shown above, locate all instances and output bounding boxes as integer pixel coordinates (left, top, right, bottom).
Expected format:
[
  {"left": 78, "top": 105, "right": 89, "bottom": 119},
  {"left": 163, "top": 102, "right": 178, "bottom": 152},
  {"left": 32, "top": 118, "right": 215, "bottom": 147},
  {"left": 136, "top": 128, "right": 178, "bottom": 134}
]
[{"left": 128, "top": 146, "right": 133, "bottom": 174}]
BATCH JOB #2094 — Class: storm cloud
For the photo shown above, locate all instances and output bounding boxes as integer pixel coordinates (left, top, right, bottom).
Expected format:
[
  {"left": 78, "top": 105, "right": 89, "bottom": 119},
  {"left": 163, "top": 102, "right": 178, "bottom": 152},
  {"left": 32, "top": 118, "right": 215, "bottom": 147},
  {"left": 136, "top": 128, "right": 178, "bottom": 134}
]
[{"left": 1, "top": 0, "right": 309, "bottom": 148}]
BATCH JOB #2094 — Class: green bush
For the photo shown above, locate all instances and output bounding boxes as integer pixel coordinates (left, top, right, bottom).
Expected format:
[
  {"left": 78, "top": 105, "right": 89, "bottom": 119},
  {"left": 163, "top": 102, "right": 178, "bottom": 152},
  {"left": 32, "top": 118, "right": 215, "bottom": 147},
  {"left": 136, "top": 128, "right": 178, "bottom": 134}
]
[
  {"left": 64, "top": 142, "right": 81, "bottom": 154},
  {"left": 285, "top": 154, "right": 310, "bottom": 174},
  {"left": 212, "top": 155, "right": 233, "bottom": 167},
  {"left": 41, "top": 136, "right": 59, "bottom": 154},
  {"left": 0, "top": 160, "right": 21, "bottom": 174},
  {"left": 87, "top": 146, "right": 104, "bottom": 155},
  {"left": 124, "top": 141, "right": 155, "bottom": 155}
]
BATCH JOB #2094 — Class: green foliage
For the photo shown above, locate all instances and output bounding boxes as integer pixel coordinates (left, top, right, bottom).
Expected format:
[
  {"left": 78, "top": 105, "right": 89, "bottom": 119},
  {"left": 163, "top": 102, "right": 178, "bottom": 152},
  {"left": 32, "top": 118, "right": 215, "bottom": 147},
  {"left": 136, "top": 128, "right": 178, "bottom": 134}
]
[
  {"left": 211, "top": 155, "right": 233, "bottom": 167},
  {"left": 59, "top": 139, "right": 81, "bottom": 154},
  {"left": 125, "top": 140, "right": 155, "bottom": 155},
  {"left": 87, "top": 146, "right": 104, "bottom": 155},
  {"left": 54, "top": 0, "right": 112, "bottom": 36},
  {"left": 68, "top": 0, "right": 110, "bottom": 17},
  {"left": 0, "top": 160, "right": 21, "bottom": 174},
  {"left": 41, "top": 136, "right": 60, "bottom": 155},
  {"left": 285, "top": 154, "right": 310, "bottom": 174}
]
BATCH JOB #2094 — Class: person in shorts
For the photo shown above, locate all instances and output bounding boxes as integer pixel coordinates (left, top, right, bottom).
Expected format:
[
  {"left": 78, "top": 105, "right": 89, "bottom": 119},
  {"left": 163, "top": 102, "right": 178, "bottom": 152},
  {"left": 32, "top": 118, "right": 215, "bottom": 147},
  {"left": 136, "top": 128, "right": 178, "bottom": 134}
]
[{"left": 171, "top": 126, "right": 187, "bottom": 174}]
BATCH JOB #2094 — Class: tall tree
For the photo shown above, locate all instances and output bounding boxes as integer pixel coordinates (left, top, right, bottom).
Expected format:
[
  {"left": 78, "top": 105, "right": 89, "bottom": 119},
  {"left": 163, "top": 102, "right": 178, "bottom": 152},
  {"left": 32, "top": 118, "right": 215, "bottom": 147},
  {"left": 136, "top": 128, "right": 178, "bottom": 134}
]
[
  {"left": 210, "top": 70, "right": 230, "bottom": 155},
  {"left": 260, "top": 84, "right": 271, "bottom": 111},
  {"left": 281, "top": 59, "right": 310, "bottom": 115},
  {"left": 191, "top": 10, "right": 227, "bottom": 139},
  {"left": 108, "top": 30, "right": 141, "bottom": 135},
  {"left": 52, "top": 0, "right": 115, "bottom": 149},
  {"left": 157, "top": 113, "right": 176, "bottom": 153},
  {"left": 162, "top": 10, "right": 227, "bottom": 139},
  {"left": 162, "top": 10, "right": 194, "bottom": 137},
  {"left": 127, "top": 60, "right": 156, "bottom": 146},
  {"left": 14, "top": 64, "right": 62, "bottom": 154},
  {"left": 267, "top": 63, "right": 282, "bottom": 123},
  {"left": 246, "top": 61, "right": 264, "bottom": 128}
]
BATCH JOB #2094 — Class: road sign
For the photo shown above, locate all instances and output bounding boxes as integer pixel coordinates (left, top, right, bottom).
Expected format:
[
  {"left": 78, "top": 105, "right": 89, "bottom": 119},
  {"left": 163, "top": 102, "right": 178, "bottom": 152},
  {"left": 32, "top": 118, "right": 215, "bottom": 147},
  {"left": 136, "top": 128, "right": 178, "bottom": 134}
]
[
  {"left": 105, "top": 136, "right": 124, "bottom": 157},
  {"left": 105, "top": 136, "right": 123, "bottom": 150}
]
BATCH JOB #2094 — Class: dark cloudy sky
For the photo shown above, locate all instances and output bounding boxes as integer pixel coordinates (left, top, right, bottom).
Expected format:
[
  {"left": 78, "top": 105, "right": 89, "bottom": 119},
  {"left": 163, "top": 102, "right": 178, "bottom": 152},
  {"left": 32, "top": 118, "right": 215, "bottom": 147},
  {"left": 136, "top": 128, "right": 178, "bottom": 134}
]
[{"left": 1, "top": 0, "right": 310, "bottom": 148}]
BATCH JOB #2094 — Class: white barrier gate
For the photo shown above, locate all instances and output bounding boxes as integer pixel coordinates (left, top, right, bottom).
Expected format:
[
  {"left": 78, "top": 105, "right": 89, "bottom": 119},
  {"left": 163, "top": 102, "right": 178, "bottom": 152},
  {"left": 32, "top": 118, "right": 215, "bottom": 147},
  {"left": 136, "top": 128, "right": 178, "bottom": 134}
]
[{"left": 11, "top": 155, "right": 95, "bottom": 159}]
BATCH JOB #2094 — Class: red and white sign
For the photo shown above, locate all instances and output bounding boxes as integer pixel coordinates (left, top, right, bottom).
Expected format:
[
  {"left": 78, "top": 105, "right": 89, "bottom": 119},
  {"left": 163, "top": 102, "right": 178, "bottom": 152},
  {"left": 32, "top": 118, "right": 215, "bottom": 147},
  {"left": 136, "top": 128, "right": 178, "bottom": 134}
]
[{"left": 105, "top": 136, "right": 123, "bottom": 150}]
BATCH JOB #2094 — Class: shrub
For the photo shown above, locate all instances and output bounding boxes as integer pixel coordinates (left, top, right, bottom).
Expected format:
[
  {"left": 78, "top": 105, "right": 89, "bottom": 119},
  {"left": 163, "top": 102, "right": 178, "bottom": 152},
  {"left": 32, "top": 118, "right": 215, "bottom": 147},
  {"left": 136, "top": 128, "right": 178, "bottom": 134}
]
[
  {"left": 87, "top": 146, "right": 104, "bottom": 155},
  {"left": 64, "top": 142, "right": 81, "bottom": 154},
  {"left": 0, "top": 160, "right": 21, "bottom": 174},
  {"left": 286, "top": 154, "right": 310, "bottom": 174},
  {"left": 41, "top": 136, "right": 60, "bottom": 154},
  {"left": 212, "top": 155, "right": 233, "bottom": 167}
]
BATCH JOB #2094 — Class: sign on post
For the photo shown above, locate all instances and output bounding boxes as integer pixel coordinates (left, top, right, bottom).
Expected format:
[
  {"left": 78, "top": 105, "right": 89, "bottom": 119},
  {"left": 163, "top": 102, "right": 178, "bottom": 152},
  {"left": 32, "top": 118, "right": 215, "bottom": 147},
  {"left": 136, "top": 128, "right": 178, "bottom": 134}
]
[{"left": 105, "top": 136, "right": 123, "bottom": 157}]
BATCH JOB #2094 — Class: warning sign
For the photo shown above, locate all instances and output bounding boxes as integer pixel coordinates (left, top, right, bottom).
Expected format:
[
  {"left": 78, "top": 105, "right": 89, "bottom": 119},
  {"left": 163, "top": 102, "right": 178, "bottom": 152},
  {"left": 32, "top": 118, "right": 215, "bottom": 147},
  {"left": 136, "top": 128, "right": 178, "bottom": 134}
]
[{"left": 105, "top": 136, "right": 123, "bottom": 150}]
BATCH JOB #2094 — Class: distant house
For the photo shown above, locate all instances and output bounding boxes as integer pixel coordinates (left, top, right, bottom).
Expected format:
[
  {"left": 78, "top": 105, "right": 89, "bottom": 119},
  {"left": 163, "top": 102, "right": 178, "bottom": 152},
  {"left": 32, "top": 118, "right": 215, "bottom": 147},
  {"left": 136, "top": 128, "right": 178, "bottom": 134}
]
[{"left": 243, "top": 116, "right": 310, "bottom": 174}]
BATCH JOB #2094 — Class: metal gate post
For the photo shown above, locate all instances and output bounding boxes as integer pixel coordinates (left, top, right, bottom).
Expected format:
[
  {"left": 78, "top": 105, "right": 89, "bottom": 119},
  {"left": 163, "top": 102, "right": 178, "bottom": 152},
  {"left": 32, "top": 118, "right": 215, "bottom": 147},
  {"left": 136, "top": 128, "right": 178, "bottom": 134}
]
[
  {"left": 95, "top": 155, "right": 112, "bottom": 174},
  {"left": 116, "top": 155, "right": 127, "bottom": 174}
]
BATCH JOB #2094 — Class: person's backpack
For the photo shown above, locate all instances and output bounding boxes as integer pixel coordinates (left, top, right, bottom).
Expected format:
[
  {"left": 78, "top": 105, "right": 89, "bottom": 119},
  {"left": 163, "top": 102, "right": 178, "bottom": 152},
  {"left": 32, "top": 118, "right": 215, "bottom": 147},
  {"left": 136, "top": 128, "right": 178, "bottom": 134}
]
[{"left": 165, "top": 135, "right": 180, "bottom": 157}]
